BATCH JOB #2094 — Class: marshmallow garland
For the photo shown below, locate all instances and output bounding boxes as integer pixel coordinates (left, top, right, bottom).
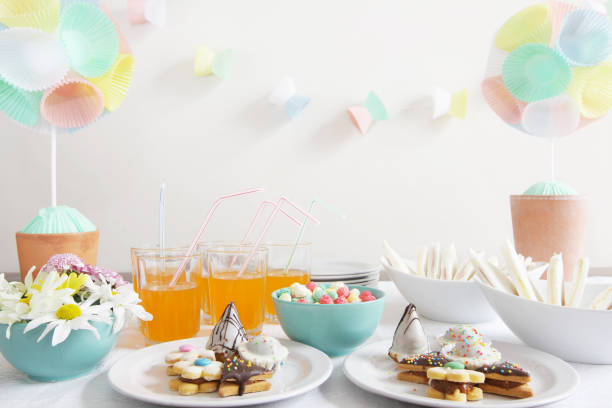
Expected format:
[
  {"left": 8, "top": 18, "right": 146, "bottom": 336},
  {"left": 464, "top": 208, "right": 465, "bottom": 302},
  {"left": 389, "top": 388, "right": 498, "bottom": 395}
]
[
  {"left": 432, "top": 87, "right": 468, "bottom": 119},
  {"left": 193, "top": 46, "right": 233, "bottom": 80},
  {"left": 347, "top": 91, "right": 388, "bottom": 134}
]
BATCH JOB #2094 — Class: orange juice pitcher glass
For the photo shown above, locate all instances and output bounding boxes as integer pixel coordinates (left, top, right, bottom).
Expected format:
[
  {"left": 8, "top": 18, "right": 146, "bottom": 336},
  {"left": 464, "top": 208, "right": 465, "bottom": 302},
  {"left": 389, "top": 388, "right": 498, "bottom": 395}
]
[
  {"left": 135, "top": 251, "right": 203, "bottom": 344},
  {"left": 207, "top": 244, "right": 268, "bottom": 335}
]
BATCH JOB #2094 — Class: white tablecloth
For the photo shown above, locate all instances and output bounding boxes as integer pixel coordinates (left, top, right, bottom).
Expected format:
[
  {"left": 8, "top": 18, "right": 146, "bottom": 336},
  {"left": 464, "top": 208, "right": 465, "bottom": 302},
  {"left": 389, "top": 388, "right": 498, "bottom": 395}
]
[{"left": 1, "top": 281, "right": 610, "bottom": 408}]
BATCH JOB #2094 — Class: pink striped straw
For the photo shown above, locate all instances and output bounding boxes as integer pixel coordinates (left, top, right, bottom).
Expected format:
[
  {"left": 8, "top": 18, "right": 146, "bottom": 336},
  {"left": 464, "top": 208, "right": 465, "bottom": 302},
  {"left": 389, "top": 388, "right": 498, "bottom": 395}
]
[
  {"left": 237, "top": 196, "right": 320, "bottom": 277},
  {"left": 169, "top": 187, "right": 263, "bottom": 286},
  {"left": 228, "top": 200, "right": 303, "bottom": 270}
]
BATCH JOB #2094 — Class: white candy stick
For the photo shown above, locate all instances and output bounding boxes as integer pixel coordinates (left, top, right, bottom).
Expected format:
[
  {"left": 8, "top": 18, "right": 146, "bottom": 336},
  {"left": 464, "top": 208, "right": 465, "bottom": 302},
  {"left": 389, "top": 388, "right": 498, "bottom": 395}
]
[
  {"left": 432, "top": 242, "right": 441, "bottom": 280},
  {"left": 502, "top": 240, "right": 537, "bottom": 300},
  {"left": 590, "top": 286, "right": 612, "bottom": 310},
  {"left": 566, "top": 258, "right": 589, "bottom": 307},
  {"left": 443, "top": 244, "right": 457, "bottom": 280},
  {"left": 546, "top": 254, "right": 564, "bottom": 305},
  {"left": 488, "top": 256, "right": 499, "bottom": 268},
  {"left": 527, "top": 262, "right": 548, "bottom": 280},
  {"left": 454, "top": 259, "right": 472, "bottom": 281},
  {"left": 524, "top": 256, "right": 533, "bottom": 268},
  {"left": 416, "top": 246, "right": 427, "bottom": 277},
  {"left": 425, "top": 245, "right": 434, "bottom": 279},
  {"left": 383, "top": 240, "right": 414, "bottom": 274},
  {"left": 529, "top": 277, "right": 545, "bottom": 302},
  {"left": 470, "top": 249, "right": 517, "bottom": 294}
]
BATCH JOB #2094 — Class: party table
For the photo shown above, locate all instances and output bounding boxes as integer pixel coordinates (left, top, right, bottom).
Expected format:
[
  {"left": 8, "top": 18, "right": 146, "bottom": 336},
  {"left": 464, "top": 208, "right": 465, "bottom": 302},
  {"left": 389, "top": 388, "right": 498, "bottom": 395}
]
[{"left": 0, "top": 281, "right": 610, "bottom": 408}]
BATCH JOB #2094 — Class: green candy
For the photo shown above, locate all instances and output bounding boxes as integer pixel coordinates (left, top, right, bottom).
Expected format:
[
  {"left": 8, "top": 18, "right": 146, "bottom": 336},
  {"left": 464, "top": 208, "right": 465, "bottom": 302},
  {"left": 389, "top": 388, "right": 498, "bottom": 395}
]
[
  {"left": 444, "top": 361, "right": 465, "bottom": 370},
  {"left": 325, "top": 288, "right": 338, "bottom": 300},
  {"left": 312, "top": 287, "right": 325, "bottom": 302}
]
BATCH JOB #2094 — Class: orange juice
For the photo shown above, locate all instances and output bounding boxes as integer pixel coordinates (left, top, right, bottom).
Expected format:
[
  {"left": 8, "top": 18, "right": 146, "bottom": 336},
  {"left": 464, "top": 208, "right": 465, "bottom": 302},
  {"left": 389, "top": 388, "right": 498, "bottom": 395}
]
[
  {"left": 209, "top": 270, "right": 265, "bottom": 334},
  {"left": 265, "top": 268, "right": 309, "bottom": 320},
  {"left": 139, "top": 283, "right": 201, "bottom": 342},
  {"left": 196, "top": 273, "right": 212, "bottom": 324}
]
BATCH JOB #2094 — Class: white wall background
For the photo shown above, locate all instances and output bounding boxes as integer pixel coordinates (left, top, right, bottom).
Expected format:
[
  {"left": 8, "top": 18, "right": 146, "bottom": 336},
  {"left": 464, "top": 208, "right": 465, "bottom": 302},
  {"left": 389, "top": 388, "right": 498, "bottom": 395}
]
[{"left": 1, "top": 0, "right": 611, "bottom": 272}]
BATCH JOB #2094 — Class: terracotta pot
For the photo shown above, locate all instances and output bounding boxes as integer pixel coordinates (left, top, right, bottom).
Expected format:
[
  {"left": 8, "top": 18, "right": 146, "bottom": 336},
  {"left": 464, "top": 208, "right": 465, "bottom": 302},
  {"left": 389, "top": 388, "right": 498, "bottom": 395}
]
[
  {"left": 510, "top": 195, "right": 588, "bottom": 281},
  {"left": 15, "top": 230, "right": 99, "bottom": 281}
]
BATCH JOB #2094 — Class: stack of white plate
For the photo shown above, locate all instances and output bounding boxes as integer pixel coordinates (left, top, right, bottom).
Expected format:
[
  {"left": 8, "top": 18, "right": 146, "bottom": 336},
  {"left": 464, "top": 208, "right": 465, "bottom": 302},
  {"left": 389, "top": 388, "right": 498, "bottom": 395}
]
[{"left": 311, "top": 260, "right": 380, "bottom": 287}]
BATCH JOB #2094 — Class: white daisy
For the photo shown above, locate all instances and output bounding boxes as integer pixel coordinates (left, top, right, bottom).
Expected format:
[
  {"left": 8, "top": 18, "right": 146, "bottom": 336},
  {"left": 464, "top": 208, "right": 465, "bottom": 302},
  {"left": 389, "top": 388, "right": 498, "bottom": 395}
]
[
  {"left": 0, "top": 273, "right": 29, "bottom": 338},
  {"left": 22, "top": 271, "right": 76, "bottom": 321},
  {"left": 85, "top": 278, "right": 152, "bottom": 333},
  {"left": 24, "top": 293, "right": 112, "bottom": 346}
]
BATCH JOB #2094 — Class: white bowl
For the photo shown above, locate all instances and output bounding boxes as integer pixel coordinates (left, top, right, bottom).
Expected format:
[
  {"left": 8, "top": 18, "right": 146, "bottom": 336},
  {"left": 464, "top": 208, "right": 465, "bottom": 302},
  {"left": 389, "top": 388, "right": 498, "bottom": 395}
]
[
  {"left": 479, "top": 282, "right": 612, "bottom": 364},
  {"left": 381, "top": 258, "right": 497, "bottom": 323}
]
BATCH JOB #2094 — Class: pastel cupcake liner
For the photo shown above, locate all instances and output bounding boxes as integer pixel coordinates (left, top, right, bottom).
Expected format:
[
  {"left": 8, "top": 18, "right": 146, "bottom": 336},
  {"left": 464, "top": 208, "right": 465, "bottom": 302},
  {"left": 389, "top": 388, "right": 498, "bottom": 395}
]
[
  {"left": 481, "top": 76, "right": 527, "bottom": 125},
  {"left": 269, "top": 76, "right": 296, "bottom": 105},
  {"left": 364, "top": 91, "right": 388, "bottom": 121},
  {"left": 67, "top": 109, "right": 108, "bottom": 134},
  {"left": 0, "top": 27, "right": 69, "bottom": 91},
  {"left": 568, "top": 62, "right": 612, "bottom": 118},
  {"left": 483, "top": 43, "right": 509, "bottom": 78},
  {"left": 0, "top": 0, "right": 60, "bottom": 33},
  {"left": 22, "top": 205, "right": 96, "bottom": 234},
  {"left": 547, "top": 0, "right": 578, "bottom": 46},
  {"left": 90, "top": 54, "right": 134, "bottom": 111},
  {"left": 100, "top": 4, "right": 132, "bottom": 54},
  {"left": 144, "top": 0, "right": 166, "bottom": 27},
  {"left": 557, "top": 9, "right": 612, "bottom": 66},
  {"left": 127, "top": 0, "right": 147, "bottom": 25},
  {"left": 212, "top": 49, "right": 233, "bottom": 80},
  {"left": 347, "top": 106, "right": 372, "bottom": 135},
  {"left": 193, "top": 46, "right": 215, "bottom": 77},
  {"left": 521, "top": 94, "right": 580, "bottom": 137},
  {"left": 503, "top": 43, "right": 572, "bottom": 102},
  {"left": 284, "top": 94, "right": 310, "bottom": 119},
  {"left": 59, "top": 2, "right": 119, "bottom": 78},
  {"left": 0, "top": 77, "right": 42, "bottom": 127},
  {"left": 61, "top": 0, "right": 102, "bottom": 12},
  {"left": 495, "top": 3, "right": 552, "bottom": 52},
  {"left": 41, "top": 72, "right": 105, "bottom": 128},
  {"left": 449, "top": 89, "right": 468, "bottom": 119}
]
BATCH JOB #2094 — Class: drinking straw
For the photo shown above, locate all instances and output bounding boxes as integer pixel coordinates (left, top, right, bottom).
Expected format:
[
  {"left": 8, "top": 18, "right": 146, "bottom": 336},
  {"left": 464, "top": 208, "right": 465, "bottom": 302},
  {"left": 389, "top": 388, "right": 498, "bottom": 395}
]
[
  {"left": 237, "top": 197, "right": 320, "bottom": 277},
  {"left": 50, "top": 126, "right": 56, "bottom": 207},
  {"left": 169, "top": 187, "right": 263, "bottom": 286},
  {"left": 284, "top": 198, "right": 346, "bottom": 272},
  {"left": 227, "top": 200, "right": 303, "bottom": 270}
]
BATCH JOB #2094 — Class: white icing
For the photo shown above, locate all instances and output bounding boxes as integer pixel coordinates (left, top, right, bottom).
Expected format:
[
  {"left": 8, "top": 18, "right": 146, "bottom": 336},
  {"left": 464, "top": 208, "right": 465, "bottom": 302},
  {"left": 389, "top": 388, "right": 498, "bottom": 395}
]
[
  {"left": 238, "top": 335, "right": 289, "bottom": 371},
  {"left": 388, "top": 304, "right": 430, "bottom": 362},
  {"left": 181, "top": 366, "right": 203, "bottom": 379},
  {"left": 437, "top": 324, "right": 484, "bottom": 347},
  {"left": 202, "top": 361, "right": 223, "bottom": 381},
  {"left": 440, "top": 343, "right": 502, "bottom": 370},
  {"left": 164, "top": 352, "right": 182, "bottom": 364}
]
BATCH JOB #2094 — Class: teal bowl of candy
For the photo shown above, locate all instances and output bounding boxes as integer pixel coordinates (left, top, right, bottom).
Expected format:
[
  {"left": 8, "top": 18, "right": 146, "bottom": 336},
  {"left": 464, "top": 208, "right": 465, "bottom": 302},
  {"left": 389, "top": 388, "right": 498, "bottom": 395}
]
[
  {"left": 272, "top": 284, "right": 385, "bottom": 356},
  {"left": 0, "top": 321, "right": 118, "bottom": 382}
]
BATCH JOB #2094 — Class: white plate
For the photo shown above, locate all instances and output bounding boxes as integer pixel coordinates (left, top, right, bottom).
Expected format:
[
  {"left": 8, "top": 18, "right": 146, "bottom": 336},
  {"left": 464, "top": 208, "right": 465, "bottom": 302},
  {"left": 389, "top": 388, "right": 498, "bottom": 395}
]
[
  {"left": 312, "top": 260, "right": 379, "bottom": 279},
  {"left": 313, "top": 274, "right": 380, "bottom": 282},
  {"left": 344, "top": 339, "right": 579, "bottom": 408},
  {"left": 108, "top": 337, "right": 333, "bottom": 407}
]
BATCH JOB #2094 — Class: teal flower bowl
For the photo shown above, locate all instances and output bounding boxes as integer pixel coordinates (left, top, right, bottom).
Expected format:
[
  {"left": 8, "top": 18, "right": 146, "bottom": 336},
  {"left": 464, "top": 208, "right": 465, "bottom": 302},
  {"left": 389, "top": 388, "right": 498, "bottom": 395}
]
[
  {"left": 272, "top": 284, "right": 385, "bottom": 356},
  {"left": 0, "top": 321, "right": 118, "bottom": 381}
]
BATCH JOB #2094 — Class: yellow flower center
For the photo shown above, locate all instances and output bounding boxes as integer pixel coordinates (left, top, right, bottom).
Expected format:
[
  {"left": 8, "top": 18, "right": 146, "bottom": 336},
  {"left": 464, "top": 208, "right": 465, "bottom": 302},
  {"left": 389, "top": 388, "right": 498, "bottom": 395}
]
[
  {"left": 57, "top": 273, "right": 87, "bottom": 294},
  {"left": 56, "top": 304, "right": 82, "bottom": 320}
]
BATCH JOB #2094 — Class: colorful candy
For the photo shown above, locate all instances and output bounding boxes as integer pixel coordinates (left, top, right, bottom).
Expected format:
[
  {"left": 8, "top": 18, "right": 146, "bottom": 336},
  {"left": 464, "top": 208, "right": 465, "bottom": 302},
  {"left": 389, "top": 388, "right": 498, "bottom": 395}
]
[{"left": 277, "top": 281, "right": 377, "bottom": 304}]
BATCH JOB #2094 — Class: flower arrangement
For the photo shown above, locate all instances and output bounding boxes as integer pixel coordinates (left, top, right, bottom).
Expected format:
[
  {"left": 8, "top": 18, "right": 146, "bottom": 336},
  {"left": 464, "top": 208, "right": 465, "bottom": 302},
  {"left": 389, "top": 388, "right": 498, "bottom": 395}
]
[{"left": 0, "top": 254, "right": 152, "bottom": 346}]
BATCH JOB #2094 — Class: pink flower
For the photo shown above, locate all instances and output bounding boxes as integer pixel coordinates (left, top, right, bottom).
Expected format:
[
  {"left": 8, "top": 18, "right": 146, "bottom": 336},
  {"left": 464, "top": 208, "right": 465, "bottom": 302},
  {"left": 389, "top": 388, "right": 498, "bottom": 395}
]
[
  {"left": 41, "top": 253, "right": 85, "bottom": 273},
  {"left": 80, "top": 264, "right": 127, "bottom": 288}
]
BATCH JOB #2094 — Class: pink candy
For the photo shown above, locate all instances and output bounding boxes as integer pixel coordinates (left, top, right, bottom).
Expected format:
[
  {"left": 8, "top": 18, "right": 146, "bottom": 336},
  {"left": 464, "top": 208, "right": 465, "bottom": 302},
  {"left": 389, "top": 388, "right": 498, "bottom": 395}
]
[
  {"left": 306, "top": 281, "right": 318, "bottom": 292},
  {"left": 319, "top": 294, "right": 333, "bottom": 304},
  {"left": 334, "top": 296, "right": 348, "bottom": 304},
  {"left": 359, "top": 290, "right": 372, "bottom": 301},
  {"left": 179, "top": 344, "right": 195, "bottom": 352},
  {"left": 361, "top": 295, "right": 376, "bottom": 302},
  {"left": 337, "top": 286, "right": 349, "bottom": 298},
  {"left": 297, "top": 298, "right": 308, "bottom": 304}
]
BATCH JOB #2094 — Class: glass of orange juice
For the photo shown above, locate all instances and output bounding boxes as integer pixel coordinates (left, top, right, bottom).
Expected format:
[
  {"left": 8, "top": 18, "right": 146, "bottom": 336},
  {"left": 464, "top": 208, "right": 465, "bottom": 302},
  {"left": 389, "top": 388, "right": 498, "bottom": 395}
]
[
  {"left": 134, "top": 250, "right": 203, "bottom": 343},
  {"left": 264, "top": 242, "right": 311, "bottom": 323},
  {"left": 196, "top": 242, "right": 212, "bottom": 325},
  {"left": 207, "top": 243, "right": 268, "bottom": 335}
]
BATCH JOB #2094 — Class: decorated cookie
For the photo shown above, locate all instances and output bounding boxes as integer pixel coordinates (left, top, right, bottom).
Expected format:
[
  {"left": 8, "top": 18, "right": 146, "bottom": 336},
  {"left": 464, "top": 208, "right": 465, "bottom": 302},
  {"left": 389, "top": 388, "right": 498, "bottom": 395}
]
[
  {"left": 426, "top": 362, "right": 485, "bottom": 402},
  {"left": 437, "top": 324, "right": 484, "bottom": 347},
  {"left": 440, "top": 340, "right": 501, "bottom": 370},
  {"left": 476, "top": 361, "right": 534, "bottom": 399},
  {"left": 206, "top": 302, "right": 248, "bottom": 360},
  {"left": 219, "top": 354, "right": 273, "bottom": 397},
  {"left": 165, "top": 345, "right": 216, "bottom": 376},
  {"left": 238, "top": 335, "right": 289, "bottom": 371},
  {"left": 395, "top": 352, "right": 450, "bottom": 385},
  {"left": 388, "top": 304, "right": 430, "bottom": 363},
  {"left": 168, "top": 357, "right": 225, "bottom": 396}
]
